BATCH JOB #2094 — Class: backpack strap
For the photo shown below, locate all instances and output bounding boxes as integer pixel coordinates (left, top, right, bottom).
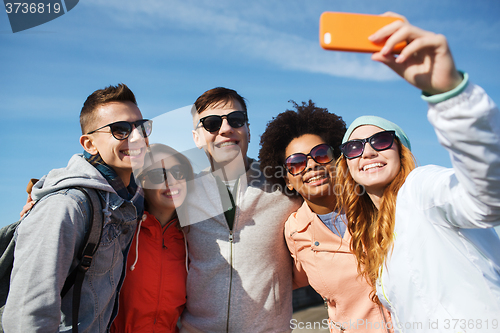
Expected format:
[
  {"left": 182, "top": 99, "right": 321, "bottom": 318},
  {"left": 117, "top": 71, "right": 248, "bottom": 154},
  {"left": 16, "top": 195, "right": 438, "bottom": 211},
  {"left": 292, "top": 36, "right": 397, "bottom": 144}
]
[
  {"left": 1, "top": 186, "right": 103, "bottom": 333},
  {"left": 60, "top": 187, "right": 103, "bottom": 333},
  {"left": 0, "top": 220, "right": 22, "bottom": 323},
  {"left": 0, "top": 221, "right": 21, "bottom": 283}
]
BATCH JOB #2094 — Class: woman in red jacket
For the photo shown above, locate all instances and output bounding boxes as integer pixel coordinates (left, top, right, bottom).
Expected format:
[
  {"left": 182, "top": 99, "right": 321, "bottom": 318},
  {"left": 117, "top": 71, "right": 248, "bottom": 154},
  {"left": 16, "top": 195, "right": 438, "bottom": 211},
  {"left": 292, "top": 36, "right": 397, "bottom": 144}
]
[{"left": 111, "top": 144, "right": 193, "bottom": 333}]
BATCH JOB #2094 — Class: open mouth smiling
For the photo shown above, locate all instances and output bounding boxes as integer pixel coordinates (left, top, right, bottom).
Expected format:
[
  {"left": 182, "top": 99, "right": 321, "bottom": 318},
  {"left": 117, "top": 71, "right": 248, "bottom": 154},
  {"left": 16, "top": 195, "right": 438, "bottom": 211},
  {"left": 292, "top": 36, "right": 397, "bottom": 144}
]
[
  {"left": 164, "top": 189, "right": 180, "bottom": 196},
  {"left": 121, "top": 148, "right": 143, "bottom": 156},
  {"left": 215, "top": 140, "right": 239, "bottom": 148},
  {"left": 361, "top": 162, "right": 386, "bottom": 172},
  {"left": 161, "top": 186, "right": 183, "bottom": 199},
  {"left": 304, "top": 171, "right": 329, "bottom": 184}
]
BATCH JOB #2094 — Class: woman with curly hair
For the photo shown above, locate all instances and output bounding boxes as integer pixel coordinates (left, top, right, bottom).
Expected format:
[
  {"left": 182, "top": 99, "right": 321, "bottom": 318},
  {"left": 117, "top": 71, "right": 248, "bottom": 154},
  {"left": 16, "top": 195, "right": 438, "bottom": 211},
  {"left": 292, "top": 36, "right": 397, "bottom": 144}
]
[
  {"left": 336, "top": 17, "right": 500, "bottom": 332},
  {"left": 259, "top": 101, "right": 393, "bottom": 332}
]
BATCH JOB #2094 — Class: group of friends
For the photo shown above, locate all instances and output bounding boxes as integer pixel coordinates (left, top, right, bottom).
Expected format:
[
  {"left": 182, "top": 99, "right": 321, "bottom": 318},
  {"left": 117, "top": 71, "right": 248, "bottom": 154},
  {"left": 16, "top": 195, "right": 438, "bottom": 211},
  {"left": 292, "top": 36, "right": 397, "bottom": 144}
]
[{"left": 3, "top": 16, "right": 500, "bottom": 333}]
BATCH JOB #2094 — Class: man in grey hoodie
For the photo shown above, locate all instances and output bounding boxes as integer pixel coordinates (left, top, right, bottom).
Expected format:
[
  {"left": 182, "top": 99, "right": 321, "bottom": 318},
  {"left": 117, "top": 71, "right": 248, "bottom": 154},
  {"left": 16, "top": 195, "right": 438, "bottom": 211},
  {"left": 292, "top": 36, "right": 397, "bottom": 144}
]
[
  {"left": 3, "top": 84, "right": 151, "bottom": 332},
  {"left": 179, "top": 87, "right": 302, "bottom": 332}
]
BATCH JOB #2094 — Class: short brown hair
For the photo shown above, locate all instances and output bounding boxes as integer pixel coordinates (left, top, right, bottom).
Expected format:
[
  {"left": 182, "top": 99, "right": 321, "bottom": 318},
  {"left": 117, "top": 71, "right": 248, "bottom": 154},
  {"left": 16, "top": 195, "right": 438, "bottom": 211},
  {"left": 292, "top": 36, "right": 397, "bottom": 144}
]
[
  {"left": 192, "top": 87, "right": 247, "bottom": 116},
  {"left": 80, "top": 83, "right": 137, "bottom": 134}
]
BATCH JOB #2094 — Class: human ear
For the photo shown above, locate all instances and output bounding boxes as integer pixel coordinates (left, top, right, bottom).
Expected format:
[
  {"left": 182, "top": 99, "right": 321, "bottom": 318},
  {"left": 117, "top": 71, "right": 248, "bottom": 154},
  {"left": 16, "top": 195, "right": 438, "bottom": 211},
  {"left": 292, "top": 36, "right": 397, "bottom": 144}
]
[
  {"left": 80, "top": 134, "right": 98, "bottom": 155},
  {"left": 284, "top": 175, "right": 293, "bottom": 190},
  {"left": 192, "top": 129, "right": 204, "bottom": 149}
]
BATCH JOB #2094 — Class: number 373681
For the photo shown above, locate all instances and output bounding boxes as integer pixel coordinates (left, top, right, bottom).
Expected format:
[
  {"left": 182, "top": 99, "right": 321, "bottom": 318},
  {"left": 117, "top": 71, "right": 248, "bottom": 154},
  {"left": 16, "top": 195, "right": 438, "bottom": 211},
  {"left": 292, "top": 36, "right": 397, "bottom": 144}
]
[{"left": 5, "top": 3, "right": 61, "bottom": 14}]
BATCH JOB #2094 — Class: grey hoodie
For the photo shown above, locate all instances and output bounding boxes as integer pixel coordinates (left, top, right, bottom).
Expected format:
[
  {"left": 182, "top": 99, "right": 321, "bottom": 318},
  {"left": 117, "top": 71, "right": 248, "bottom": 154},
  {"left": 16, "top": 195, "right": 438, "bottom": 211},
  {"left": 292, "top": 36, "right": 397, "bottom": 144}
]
[{"left": 3, "top": 154, "right": 140, "bottom": 333}]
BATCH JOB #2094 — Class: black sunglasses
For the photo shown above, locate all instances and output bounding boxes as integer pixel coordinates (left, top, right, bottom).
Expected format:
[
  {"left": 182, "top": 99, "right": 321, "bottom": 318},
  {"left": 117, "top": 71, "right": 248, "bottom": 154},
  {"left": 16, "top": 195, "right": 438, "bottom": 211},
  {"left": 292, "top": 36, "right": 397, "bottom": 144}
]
[
  {"left": 197, "top": 111, "right": 247, "bottom": 133},
  {"left": 142, "top": 165, "right": 187, "bottom": 184},
  {"left": 340, "top": 130, "right": 396, "bottom": 159},
  {"left": 284, "top": 144, "right": 334, "bottom": 176},
  {"left": 87, "top": 119, "right": 153, "bottom": 141}
]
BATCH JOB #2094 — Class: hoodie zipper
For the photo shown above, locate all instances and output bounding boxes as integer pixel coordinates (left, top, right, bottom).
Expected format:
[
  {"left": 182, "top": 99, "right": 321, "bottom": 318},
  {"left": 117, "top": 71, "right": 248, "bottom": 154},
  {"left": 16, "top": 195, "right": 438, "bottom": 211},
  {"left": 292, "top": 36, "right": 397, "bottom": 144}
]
[
  {"left": 153, "top": 221, "right": 175, "bottom": 329},
  {"left": 226, "top": 230, "right": 234, "bottom": 333},
  {"left": 222, "top": 175, "right": 239, "bottom": 332}
]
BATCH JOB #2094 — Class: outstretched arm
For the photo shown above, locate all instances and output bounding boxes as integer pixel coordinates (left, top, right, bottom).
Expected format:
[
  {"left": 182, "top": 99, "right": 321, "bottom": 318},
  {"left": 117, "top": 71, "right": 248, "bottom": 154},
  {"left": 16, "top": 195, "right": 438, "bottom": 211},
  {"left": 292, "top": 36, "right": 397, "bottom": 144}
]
[
  {"left": 372, "top": 14, "right": 500, "bottom": 227},
  {"left": 370, "top": 13, "right": 463, "bottom": 95}
]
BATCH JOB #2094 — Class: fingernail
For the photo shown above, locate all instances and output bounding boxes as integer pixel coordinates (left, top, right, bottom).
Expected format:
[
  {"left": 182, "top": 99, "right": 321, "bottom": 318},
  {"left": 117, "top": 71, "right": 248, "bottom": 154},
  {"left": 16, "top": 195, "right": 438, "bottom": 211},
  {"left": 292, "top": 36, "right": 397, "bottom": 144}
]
[{"left": 381, "top": 46, "right": 389, "bottom": 54}]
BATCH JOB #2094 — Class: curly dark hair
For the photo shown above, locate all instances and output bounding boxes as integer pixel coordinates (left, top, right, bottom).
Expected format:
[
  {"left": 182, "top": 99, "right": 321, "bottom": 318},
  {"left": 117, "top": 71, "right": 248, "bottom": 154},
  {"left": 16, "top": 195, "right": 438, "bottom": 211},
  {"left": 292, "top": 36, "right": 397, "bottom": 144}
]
[{"left": 258, "top": 100, "right": 346, "bottom": 196}]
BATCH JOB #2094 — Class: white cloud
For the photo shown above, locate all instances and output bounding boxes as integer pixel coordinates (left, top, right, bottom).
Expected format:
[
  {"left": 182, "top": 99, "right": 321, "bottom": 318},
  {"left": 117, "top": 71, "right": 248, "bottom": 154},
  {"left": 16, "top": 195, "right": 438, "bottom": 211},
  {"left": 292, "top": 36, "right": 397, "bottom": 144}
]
[{"left": 82, "top": 0, "right": 398, "bottom": 81}]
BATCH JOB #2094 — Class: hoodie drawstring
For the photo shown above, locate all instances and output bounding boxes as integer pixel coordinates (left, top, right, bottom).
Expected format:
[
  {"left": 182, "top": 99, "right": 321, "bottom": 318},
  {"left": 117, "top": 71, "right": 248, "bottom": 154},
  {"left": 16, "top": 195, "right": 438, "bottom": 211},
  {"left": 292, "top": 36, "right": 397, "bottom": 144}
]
[
  {"left": 130, "top": 213, "right": 147, "bottom": 271},
  {"left": 181, "top": 228, "right": 189, "bottom": 273},
  {"left": 102, "top": 192, "right": 112, "bottom": 225}
]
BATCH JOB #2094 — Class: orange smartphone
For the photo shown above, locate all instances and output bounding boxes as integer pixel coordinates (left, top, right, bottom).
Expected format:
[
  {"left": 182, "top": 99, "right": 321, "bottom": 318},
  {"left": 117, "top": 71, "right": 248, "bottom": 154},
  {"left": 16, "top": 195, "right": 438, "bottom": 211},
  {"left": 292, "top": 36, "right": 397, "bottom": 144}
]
[{"left": 319, "top": 12, "right": 406, "bottom": 53}]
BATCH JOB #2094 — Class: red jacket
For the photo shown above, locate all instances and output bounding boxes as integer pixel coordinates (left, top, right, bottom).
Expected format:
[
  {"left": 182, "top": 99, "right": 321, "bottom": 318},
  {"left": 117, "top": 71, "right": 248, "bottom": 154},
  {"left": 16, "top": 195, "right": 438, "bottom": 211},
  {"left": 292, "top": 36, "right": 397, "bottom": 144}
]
[{"left": 111, "top": 212, "right": 188, "bottom": 333}]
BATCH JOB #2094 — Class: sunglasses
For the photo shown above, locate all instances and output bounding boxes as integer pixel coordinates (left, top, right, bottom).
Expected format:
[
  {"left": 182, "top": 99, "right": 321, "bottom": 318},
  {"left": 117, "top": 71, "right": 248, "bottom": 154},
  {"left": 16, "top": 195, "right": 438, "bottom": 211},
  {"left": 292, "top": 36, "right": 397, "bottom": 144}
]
[
  {"left": 197, "top": 111, "right": 247, "bottom": 133},
  {"left": 284, "top": 144, "right": 334, "bottom": 176},
  {"left": 87, "top": 119, "right": 153, "bottom": 141},
  {"left": 142, "top": 165, "right": 187, "bottom": 184},
  {"left": 340, "top": 130, "right": 396, "bottom": 159}
]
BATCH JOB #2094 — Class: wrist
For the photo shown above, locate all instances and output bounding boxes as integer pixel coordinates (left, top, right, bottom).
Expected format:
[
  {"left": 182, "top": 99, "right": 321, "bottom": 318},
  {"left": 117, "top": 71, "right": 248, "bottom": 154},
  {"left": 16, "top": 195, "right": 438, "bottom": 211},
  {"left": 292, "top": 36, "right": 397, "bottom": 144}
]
[{"left": 421, "top": 71, "right": 469, "bottom": 103}]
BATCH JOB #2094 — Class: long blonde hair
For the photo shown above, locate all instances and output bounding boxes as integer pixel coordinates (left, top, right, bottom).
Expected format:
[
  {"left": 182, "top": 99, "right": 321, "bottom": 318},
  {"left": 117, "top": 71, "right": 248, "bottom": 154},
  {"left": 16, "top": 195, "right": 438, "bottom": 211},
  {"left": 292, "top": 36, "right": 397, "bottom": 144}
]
[{"left": 335, "top": 139, "right": 416, "bottom": 301}]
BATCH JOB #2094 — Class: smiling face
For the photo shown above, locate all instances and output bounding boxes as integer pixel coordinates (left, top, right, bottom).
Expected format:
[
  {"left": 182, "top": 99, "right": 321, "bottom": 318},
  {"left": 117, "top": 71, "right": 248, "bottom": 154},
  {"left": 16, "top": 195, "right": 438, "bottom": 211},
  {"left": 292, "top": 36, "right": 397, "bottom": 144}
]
[
  {"left": 81, "top": 101, "right": 147, "bottom": 185},
  {"left": 142, "top": 152, "right": 188, "bottom": 219},
  {"left": 192, "top": 99, "right": 250, "bottom": 169},
  {"left": 285, "top": 134, "right": 336, "bottom": 213},
  {"left": 346, "top": 125, "right": 401, "bottom": 199}
]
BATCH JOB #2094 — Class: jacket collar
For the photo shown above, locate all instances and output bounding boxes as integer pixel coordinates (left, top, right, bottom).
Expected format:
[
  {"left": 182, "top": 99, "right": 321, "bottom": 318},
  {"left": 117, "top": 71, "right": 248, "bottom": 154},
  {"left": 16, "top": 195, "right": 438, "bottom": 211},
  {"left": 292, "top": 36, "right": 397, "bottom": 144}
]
[
  {"left": 294, "top": 201, "right": 352, "bottom": 243},
  {"left": 294, "top": 201, "right": 316, "bottom": 231}
]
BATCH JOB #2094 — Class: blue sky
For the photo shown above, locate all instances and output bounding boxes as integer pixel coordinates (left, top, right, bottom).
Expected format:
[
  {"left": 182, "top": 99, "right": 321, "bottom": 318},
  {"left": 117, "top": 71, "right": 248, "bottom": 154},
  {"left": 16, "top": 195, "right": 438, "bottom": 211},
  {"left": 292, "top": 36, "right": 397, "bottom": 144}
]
[{"left": 1, "top": 0, "right": 500, "bottom": 229}]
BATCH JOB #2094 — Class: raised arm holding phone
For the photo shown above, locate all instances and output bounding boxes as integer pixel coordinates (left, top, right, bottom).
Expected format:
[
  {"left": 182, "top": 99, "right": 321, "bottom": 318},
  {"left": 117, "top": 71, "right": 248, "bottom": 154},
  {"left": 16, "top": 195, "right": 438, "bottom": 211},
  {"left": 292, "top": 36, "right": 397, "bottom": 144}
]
[{"left": 329, "top": 12, "right": 500, "bottom": 333}]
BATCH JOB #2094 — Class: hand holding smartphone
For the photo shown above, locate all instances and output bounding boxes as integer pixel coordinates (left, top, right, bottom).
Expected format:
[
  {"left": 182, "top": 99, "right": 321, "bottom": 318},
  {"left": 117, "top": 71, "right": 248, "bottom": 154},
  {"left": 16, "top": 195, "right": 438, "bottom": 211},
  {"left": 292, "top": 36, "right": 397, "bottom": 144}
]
[{"left": 319, "top": 12, "right": 406, "bottom": 53}]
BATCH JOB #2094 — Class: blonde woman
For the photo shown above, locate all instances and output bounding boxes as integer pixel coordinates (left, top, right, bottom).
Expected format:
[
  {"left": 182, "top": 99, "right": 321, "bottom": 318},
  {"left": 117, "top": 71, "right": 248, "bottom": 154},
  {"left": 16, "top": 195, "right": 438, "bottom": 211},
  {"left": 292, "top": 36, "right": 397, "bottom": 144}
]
[{"left": 336, "top": 16, "right": 500, "bottom": 333}]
